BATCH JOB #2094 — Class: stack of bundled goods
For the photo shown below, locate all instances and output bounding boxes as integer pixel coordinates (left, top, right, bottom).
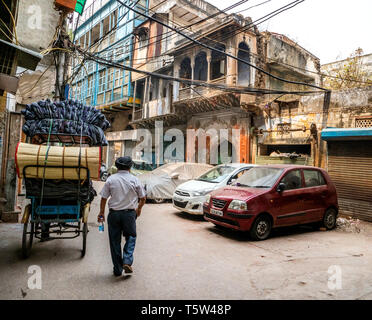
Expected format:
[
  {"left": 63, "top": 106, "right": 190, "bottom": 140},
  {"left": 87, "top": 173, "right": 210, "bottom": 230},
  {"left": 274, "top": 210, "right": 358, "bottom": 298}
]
[{"left": 21, "top": 99, "right": 110, "bottom": 146}]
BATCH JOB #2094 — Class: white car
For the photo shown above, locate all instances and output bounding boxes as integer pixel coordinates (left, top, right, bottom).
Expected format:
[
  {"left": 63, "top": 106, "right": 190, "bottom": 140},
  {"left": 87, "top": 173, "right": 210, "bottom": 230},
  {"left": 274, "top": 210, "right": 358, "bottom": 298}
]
[{"left": 172, "top": 163, "right": 256, "bottom": 215}]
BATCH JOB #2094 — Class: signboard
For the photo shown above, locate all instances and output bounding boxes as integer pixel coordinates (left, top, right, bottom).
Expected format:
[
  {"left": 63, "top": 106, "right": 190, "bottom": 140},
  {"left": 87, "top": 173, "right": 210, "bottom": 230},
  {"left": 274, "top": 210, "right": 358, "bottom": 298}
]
[{"left": 55, "top": 0, "right": 86, "bottom": 15}]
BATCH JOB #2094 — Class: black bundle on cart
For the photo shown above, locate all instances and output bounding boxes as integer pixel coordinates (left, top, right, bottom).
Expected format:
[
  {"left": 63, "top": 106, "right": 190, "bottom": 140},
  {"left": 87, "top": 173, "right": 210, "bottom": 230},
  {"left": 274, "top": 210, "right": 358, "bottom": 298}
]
[
  {"left": 21, "top": 99, "right": 110, "bottom": 146},
  {"left": 17, "top": 99, "right": 110, "bottom": 258}
]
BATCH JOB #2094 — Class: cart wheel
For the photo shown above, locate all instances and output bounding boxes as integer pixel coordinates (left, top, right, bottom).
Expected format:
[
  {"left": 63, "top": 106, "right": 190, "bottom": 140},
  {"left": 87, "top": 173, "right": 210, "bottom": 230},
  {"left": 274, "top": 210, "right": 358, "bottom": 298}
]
[
  {"left": 81, "top": 222, "right": 88, "bottom": 257},
  {"left": 22, "top": 205, "right": 34, "bottom": 259}
]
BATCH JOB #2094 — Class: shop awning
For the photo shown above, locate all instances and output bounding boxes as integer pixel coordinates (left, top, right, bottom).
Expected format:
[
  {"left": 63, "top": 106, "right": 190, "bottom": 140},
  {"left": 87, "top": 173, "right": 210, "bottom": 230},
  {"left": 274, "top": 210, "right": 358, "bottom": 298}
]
[
  {"left": 0, "top": 39, "right": 43, "bottom": 71},
  {"left": 321, "top": 127, "right": 372, "bottom": 141}
]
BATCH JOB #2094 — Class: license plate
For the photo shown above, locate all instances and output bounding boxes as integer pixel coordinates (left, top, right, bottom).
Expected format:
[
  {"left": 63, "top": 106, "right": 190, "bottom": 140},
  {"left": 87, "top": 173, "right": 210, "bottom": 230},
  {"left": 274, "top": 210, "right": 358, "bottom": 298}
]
[{"left": 211, "top": 208, "right": 223, "bottom": 216}]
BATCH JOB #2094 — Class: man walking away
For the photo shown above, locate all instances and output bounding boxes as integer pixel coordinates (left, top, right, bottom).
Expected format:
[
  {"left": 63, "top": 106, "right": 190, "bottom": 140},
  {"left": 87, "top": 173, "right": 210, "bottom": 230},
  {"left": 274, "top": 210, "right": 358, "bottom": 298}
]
[{"left": 98, "top": 156, "right": 146, "bottom": 276}]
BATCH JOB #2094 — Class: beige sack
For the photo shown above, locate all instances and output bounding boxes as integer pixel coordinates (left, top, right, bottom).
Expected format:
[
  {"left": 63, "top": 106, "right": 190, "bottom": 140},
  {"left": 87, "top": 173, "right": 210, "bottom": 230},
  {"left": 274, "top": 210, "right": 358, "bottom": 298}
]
[{"left": 16, "top": 142, "right": 101, "bottom": 180}]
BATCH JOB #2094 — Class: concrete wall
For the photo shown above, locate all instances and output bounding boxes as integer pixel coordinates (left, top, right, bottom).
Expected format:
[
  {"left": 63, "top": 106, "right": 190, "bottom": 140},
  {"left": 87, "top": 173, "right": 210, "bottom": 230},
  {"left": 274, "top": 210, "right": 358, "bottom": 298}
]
[
  {"left": 16, "top": 0, "right": 60, "bottom": 53},
  {"left": 0, "top": 111, "right": 21, "bottom": 220},
  {"left": 264, "top": 32, "right": 321, "bottom": 90},
  {"left": 16, "top": 65, "right": 56, "bottom": 105},
  {"left": 0, "top": 93, "right": 7, "bottom": 190},
  {"left": 322, "top": 53, "right": 372, "bottom": 78},
  {"left": 252, "top": 86, "right": 372, "bottom": 168},
  {"left": 106, "top": 109, "right": 132, "bottom": 132}
]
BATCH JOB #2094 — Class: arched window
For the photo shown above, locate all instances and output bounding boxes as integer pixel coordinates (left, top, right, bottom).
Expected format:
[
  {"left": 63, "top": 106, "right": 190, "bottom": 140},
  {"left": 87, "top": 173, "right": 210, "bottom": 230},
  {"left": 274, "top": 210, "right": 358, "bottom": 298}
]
[
  {"left": 194, "top": 51, "right": 208, "bottom": 81},
  {"left": 211, "top": 44, "right": 226, "bottom": 80},
  {"left": 179, "top": 57, "right": 192, "bottom": 88},
  {"left": 238, "top": 42, "right": 250, "bottom": 86}
]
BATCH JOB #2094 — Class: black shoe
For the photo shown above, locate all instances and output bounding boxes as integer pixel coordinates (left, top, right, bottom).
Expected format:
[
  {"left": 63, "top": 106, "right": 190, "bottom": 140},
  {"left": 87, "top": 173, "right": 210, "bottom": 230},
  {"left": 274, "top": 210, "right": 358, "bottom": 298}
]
[{"left": 40, "top": 234, "right": 52, "bottom": 242}]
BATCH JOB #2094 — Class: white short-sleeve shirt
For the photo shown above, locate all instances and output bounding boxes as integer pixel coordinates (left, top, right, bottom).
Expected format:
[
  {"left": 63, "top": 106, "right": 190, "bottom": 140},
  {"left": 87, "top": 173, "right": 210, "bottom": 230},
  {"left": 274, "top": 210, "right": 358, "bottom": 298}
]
[{"left": 100, "top": 170, "right": 146, "bottom": 210}]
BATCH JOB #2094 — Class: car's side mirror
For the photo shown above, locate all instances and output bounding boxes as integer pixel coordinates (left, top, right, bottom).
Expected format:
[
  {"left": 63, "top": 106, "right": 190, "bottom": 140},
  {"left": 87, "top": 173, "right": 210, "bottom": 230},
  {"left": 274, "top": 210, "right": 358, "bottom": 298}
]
[
  {"left": 171, "top": 173, "right": 179, "bottom": 179},
  {"left": 277, "top": 183, "right": 286, "bottom": 193}
]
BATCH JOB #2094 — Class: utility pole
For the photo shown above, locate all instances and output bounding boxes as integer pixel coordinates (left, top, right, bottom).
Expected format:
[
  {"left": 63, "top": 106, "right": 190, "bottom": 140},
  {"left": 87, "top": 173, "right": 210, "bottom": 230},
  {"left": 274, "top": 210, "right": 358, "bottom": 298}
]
[
  {"left": 54, "top": 14, "right": 69, "bottom": 102},
  {"left": 54, "top": 0, "right": 86, "bottom": 101}
]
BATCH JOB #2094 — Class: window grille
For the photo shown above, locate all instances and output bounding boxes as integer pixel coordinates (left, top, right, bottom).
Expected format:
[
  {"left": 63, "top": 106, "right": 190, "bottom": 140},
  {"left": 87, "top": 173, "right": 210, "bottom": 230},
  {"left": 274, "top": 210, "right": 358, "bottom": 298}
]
[
  {"left": 355, "top": 118, "right": 372, "bottom": 128},
  {"left": 107, "top": 50, "right": 113, "bottom": 61},
  {"left": 87, "top": 76, "right": 93, "bottom": 96},
  {"left": 115, "top": 47, "right": 123, "bottom": 60},
  {"left": 107, "top": 68, "right": 114, "bottom": 90},
  {"left": 0, "top": 43, "right": 16, "bottom": 74},
  {"left": 114, "top": 69, "right": 121, "bottom": 88},
  {"left": 123, "top": 42, "right": 130, "bottom": 55},
  {"left": 88, "top": 61, "right": 94, "bottom": 74},
  {"left": 76, "top": 81, "right": 82, "bottom": 99},
  {"left": 98, "top": 70, "right": 106, "bottom": 92},
  {"left": 277, "top": 123, "right": 291, "bottom": 134}
]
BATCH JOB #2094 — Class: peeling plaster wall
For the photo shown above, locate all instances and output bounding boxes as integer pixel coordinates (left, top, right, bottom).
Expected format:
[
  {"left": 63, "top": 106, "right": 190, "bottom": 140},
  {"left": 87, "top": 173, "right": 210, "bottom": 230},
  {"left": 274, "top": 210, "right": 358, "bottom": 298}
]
[
  {"left": 264, "top": 33, "right": 321, "bottom": 90},
  {"left": 321, "top": 53, "right": 372, "bottom": 79},
  {"left": 186, "top": 109, "right": 251, "bottom": 164},
  {"left": 253, "top": 86, "right": 372, "bottom": 168},
  {"left": 106, "top": 110, "right": 132, "bottom": 132}
]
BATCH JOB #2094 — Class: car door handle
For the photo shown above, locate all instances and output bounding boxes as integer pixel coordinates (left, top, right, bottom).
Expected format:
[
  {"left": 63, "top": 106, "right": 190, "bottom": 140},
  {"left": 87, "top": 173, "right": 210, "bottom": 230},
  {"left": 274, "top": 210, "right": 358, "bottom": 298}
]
[{"left": 321, "top": 192, "right": 328, "bottom": 198}]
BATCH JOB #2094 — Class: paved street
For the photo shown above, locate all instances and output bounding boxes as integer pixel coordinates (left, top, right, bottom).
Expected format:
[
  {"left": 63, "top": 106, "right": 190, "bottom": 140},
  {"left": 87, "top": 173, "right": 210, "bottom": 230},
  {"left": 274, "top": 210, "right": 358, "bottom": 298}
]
[{"left": 1, "top": 182, "right": 372, "bottom": 300}]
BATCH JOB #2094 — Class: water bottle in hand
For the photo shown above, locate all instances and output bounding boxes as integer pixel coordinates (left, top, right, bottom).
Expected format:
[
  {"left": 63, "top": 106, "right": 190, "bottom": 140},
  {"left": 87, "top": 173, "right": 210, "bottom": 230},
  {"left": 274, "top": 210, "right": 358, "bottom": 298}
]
[{"left": 98, "top": 215, "right": 104, "bottom": 233}]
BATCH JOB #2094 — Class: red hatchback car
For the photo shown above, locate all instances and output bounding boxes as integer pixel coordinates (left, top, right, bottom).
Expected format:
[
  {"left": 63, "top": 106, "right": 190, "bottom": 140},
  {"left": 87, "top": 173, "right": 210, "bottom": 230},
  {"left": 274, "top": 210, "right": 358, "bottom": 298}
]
[{"left": 203, "top": 165, "right": 338, "bottom": 240}]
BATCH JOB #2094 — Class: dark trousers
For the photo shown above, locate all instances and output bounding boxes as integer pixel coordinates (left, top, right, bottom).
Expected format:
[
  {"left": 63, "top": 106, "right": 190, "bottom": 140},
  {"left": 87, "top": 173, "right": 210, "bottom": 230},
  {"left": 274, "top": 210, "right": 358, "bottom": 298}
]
[{"left": 107, "top": 209, "right": 137, "bottom": 275}]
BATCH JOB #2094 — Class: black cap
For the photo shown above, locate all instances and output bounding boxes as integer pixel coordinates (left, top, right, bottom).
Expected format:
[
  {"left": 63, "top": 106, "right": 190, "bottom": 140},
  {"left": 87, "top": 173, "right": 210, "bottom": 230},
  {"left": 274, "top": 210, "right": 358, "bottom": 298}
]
[{"left": 115, "top": 156, "right": 133, "bottom": 169}]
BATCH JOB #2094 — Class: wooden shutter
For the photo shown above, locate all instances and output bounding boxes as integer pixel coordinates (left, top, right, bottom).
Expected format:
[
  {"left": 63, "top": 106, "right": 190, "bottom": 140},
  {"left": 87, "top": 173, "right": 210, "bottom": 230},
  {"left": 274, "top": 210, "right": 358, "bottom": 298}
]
[{"left": 328, "top": 141, "right": 372, "bottom": 221}]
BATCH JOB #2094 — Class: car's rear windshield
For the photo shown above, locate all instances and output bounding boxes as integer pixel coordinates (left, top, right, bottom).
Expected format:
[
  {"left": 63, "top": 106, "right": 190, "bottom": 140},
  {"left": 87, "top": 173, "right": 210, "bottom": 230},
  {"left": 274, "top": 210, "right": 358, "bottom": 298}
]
[
  {"left": 234, "top": 167, "right": 283, "bottom": 188},
  {"left": 196, "top": 166, "right": 236, "bottom": 183}
]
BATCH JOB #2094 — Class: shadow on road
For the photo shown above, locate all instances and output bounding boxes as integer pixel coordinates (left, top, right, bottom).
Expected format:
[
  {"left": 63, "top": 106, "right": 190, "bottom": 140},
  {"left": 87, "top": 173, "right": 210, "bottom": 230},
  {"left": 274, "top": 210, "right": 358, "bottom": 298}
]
[
  {"left": 174, "top": 211, "right": 206, "bottom": 222},
  {"left": 2, "top": 240, "right": 86, "bottom": 265},
  {"left": 206, "top": 224, "right": 319, "bottom": 242}
]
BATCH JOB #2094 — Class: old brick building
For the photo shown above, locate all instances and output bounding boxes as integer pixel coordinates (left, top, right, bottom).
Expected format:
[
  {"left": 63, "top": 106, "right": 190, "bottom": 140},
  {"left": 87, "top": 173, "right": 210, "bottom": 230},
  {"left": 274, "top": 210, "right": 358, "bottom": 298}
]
[{"left": 128, "top": 0, "right": 322, "bottom": 166}]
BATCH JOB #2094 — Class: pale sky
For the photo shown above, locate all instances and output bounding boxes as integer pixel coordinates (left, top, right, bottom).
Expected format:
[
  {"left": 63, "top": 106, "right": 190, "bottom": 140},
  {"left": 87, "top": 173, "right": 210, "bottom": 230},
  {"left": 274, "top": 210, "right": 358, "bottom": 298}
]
[
  {"left": 210, "top": 0, "right": 372, "bottom": 64},
  {"left": 82, "top": 0, "right": 372, "bottom": 64}
]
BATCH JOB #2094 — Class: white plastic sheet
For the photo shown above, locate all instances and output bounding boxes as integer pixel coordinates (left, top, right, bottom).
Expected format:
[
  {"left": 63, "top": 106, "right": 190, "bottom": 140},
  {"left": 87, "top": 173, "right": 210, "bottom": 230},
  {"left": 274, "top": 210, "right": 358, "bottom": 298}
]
[{"left": 138, "top": 162, "right": 213, "bottom": 199}]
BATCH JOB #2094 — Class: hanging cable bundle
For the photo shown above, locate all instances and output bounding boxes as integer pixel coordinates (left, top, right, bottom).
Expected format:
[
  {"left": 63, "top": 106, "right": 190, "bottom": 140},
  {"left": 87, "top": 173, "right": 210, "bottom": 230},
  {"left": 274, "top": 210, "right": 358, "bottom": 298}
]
[{"left": 21, "top": 99, "right": 111, "bottom": 146}]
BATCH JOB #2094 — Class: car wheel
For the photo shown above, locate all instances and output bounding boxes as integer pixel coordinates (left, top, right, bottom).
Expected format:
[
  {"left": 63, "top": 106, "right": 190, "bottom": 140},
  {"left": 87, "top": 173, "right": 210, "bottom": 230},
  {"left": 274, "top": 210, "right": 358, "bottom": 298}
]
[
  {"left": 101, "top": 173, "right": 108, "bottom": 182},
  {"left": 153, "top": 198, "right": 165, "bottom": 204},
  {"left": 250, "top": 215, "right": 272, "bottom": 241},
  {"left": 322, "top": 208, "right": 337, "bottom": 230}
]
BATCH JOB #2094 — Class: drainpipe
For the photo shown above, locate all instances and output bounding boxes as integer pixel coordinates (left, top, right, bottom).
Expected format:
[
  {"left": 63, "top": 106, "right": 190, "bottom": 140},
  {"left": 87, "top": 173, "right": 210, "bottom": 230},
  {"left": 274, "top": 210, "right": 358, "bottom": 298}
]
[{"left": 132, "top": 80, "right": 137, "bottom": 120}]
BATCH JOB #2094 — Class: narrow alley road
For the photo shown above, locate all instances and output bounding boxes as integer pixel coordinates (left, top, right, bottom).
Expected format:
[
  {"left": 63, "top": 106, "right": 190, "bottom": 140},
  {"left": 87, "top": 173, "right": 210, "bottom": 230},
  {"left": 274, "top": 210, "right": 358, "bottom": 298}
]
[{"left": 1, "top": 183, "right": 372, "bottom": 300}]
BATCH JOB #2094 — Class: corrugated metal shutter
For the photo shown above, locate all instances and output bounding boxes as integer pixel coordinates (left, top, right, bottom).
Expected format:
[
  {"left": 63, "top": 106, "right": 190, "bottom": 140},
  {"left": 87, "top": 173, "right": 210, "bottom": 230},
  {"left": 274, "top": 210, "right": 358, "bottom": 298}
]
[{"left": 328, "top": 141, "right": 372, "bottom": 221}]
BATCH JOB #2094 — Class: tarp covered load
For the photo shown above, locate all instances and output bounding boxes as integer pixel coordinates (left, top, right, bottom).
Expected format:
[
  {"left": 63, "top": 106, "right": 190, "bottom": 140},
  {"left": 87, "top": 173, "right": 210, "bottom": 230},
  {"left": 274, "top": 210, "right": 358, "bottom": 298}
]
[
  {"left": 15, "top": 142, "right": 101, "bottom": 180},
  {"left": 138, "top": 162, "right": 213, "bottom": 199},
  {"left": 25, "top": 179, "right": 97, "bottom": 207},
  {"left": 21, "top": 99, "right": 110, "bottom": 146}
]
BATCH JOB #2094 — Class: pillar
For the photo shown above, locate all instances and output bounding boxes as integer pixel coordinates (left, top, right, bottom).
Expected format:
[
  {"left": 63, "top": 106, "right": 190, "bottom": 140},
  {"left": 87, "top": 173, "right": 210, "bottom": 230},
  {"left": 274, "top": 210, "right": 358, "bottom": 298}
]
[
  {"left": 190, "top": 55, "right": 195, "bottom": 98},
  {"left": 207, "top": 50, "right": 211, "bottom": 82}
]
